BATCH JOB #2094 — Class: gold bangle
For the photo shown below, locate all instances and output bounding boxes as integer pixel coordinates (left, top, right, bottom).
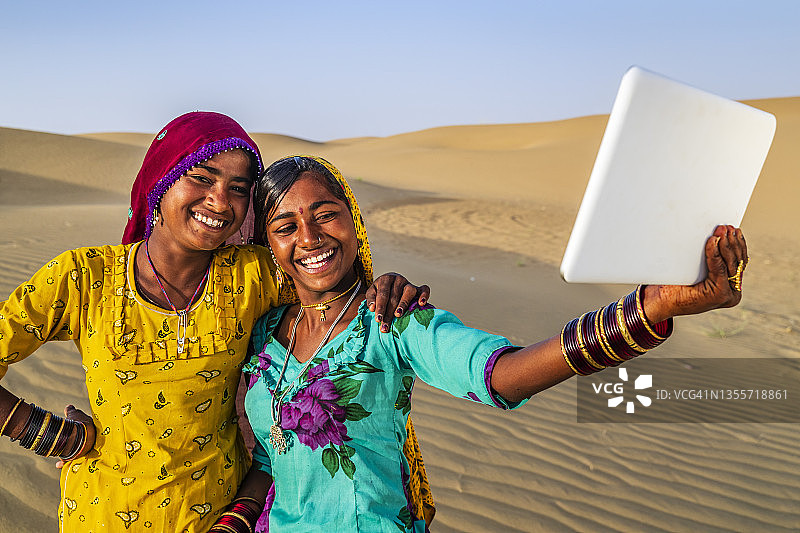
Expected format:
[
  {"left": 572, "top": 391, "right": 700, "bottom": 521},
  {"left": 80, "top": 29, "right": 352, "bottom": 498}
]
[
  {"left": 30, "top": 412, "right": 52, "bottom": 451},
  {"left": 576, "top": 313, "right": 604, "bottom": 370},
  {"left": 221, "top": 511, "right": 254, "bottom": 533},
  {"left": 635, "top": 285, "right": 666, "bottom": 340},
  {"left": 0, "top": 398, "right": 24, "bottom": 437},
  {"left": 231, "top": 496, "right": 263, "bottom": 508},
  {"left": 615, "top": 297, "right": 646, "bottom": 353},
  {"left": 45, "top": 417, "right": 67, "bottom": 457},
  {"left": 209, "top": 525, "right": 238, "bottom": 533},
  {"left": 560, "top": 323, "right": 582, "bottom": 376},
  {"left": 594, "top": 306, "right": 624, "bottom": 363}
]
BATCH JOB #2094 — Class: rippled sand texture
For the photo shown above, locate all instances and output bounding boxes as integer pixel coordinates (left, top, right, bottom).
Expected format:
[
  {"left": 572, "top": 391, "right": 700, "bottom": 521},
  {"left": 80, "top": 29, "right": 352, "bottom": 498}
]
[{"left": 1, "top": 97, "right": 798, "bottom": 532}]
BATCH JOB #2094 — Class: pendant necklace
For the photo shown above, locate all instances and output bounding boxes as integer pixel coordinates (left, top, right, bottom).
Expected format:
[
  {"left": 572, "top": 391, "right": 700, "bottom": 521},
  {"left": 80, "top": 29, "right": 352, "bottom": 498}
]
[
  {"left": 300, "top": 277, "right": 360, "bottom": 321},
  {"left": 269, "top": 279, "right": 362, "bottom": 454},
  {"left": 144, "top": 240, "right": 211, "bottom": 355}
]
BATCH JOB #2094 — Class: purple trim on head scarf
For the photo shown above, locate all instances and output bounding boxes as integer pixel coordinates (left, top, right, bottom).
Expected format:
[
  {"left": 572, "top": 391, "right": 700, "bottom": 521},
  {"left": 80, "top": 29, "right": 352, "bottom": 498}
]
[{"left": 143, "top": 137, "right": 261, "bottom": 239}]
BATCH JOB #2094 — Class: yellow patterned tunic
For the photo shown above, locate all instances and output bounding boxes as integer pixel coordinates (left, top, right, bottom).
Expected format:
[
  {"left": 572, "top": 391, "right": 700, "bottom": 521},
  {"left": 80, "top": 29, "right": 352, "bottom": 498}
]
[{"left": 0, "top": 243, "right": 279, "bottom": 532}]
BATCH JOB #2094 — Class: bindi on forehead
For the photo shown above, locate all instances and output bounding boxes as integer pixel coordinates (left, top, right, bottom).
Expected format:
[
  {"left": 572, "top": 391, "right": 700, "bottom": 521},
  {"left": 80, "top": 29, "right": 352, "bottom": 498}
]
[{"left": 299, "top": 207, "right": 303, "bottom": 214}]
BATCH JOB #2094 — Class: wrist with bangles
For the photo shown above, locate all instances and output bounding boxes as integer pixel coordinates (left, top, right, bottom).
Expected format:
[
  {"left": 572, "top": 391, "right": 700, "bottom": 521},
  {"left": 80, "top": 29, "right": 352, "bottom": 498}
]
[
  {"left": 1, "top": 399, "right": 88, "bottom": 459},
  {"left": 208, "top": 496, "right": 263, "bottom": 533},
  {"left": 561, "top": 285, "right": 673, "bottom": 375}
]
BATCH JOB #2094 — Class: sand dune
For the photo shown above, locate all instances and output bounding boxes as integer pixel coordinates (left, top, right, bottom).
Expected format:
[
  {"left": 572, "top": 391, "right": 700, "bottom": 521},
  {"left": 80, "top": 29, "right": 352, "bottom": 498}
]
[
  {"left": 0, "top": 127, "right": 145, "bottom": 195},
  {"left": 1, "top": 97, "right": 798, "bottom": 532}
]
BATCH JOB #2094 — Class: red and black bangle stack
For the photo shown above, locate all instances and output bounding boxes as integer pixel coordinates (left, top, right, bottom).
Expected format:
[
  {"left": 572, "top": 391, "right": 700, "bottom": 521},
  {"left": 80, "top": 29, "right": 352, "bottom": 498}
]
[
  {"left": 59, "top": 421, "right": 87, "bottom": 461},
  {"left": 3, "top": 400, "right": 87, "bottom": 459},
  {"left": 16, "top": 404, "right": 46, "bottom": 448},
  {"left": 603, "top": 301, "right": 644, "bottom": 361},
  {"left": 623, "top": 290, "right": 663, "bottom": 350},
  {"left": 592, "top": 306, "right": 624, "bottom": 366},
  {"left": 633, "top": 285, "right": 673, "bottom": 339},
  {"left": 34, "top": 414, "right": 62, "bottom": 456},
  {"left": 561, "top": 317, "right": 593, "bottom": 375},
  {"left": 580, "top": 309, "right": 619, "bottom": 368},
  {"left": 560, "top": 286, "right": 674, "bottom": 375},
  {"left": 209, "top": 497, "right": 262, "bottom": 533},
  {"left": 50, "top": 418, "right": 74, "bottom": 457}
]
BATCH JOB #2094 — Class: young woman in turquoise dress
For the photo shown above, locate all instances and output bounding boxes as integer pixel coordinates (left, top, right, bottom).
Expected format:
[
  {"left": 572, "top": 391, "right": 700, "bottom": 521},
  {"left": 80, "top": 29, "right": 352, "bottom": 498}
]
[{"left": 226, "top": 155, "right": 747, "bottom": 533}]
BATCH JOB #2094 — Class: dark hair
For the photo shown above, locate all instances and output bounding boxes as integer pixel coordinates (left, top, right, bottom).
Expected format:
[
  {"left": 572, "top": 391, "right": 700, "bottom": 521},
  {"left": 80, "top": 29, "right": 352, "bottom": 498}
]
[
  {"left": 253, "top": 156, "right": 349, "bottom": 245},
  {"left": 242, "top": 149, "right": 261, "bottom": 183}
]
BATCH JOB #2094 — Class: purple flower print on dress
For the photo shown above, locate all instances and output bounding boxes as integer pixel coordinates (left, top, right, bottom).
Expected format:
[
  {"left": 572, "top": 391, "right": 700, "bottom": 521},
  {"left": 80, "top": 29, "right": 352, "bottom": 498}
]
[
  {"left": 463, "top": 392, "right": 481, "bottom": 403},
  {"left": 280, "top": 379, "right": 351, "bottom": 451},
  {"left": 254, "top": 484, "right": 275, "bottom": 533},
  {"left": 306, "top": 360, "right": 330, "bottom": 382},
  {"left": 247, "top": 350, "right": 272, "bottom": 390},
  {"left": 395, "top": 463, "right": 418, "bottom": 530}
]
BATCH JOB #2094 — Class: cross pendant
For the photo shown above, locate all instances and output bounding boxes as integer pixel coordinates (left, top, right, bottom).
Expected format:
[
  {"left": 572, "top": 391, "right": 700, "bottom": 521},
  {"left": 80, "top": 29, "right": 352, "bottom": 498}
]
[{"left": 315, "top": 304, "right": 330, "bottom": 321}]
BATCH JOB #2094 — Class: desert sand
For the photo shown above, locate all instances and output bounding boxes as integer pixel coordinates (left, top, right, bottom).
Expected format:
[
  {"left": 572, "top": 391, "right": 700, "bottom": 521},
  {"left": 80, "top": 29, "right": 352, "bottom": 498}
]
[{"left": 1, "top": 97, "right": 798, "bottom": 532}]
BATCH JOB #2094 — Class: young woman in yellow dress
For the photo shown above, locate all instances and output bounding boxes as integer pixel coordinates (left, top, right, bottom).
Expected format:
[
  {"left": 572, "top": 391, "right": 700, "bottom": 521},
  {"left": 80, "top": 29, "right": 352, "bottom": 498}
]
[{"left": 0, "top": 113, "right": 431, "bottom": 532}]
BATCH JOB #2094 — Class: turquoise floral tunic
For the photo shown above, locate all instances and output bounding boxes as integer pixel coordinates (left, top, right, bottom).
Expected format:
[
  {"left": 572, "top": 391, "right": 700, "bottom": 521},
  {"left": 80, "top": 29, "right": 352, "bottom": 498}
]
[{"left": 243, "top": 301, "right": 523, "bottom": 532}]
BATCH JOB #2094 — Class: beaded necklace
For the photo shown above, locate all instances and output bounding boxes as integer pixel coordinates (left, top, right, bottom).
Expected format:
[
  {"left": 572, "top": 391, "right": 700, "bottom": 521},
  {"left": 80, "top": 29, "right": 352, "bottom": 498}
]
[{"left": 144, "top": 240, "right": 211, "bottom": 355}]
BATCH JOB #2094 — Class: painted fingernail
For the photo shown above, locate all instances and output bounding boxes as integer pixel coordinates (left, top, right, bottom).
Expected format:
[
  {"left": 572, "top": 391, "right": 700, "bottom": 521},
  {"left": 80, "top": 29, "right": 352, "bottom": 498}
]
[
  {"left": 395, "top": 307, "right": 404, "bottom": 316},
  {"left": 376, "top": 314, "right": 383, "bottom": 323},
  {"left": 420, "top": 298, "right": 427, "bottom": 305},
  {"left": 381, "top": 323, "right": 389, "bottom": 333}
]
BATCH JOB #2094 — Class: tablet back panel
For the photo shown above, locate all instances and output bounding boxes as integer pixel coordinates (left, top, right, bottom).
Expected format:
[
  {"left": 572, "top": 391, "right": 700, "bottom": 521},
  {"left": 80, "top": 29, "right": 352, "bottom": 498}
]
[{"left": 560, "top": 67, "right": 775, "bottom": 285}]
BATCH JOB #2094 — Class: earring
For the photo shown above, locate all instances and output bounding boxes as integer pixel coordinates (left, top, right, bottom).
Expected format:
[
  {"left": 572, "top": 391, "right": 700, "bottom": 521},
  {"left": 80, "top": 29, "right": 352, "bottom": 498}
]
[
  {"left": 239, "top": 229, "right": 246, "bottom": 245},
  {"left": 152, "top": 208, "right": 160, "bottom": 226},
  {"left": 268, "top": 247, "right": 284, "bottom": 288}
]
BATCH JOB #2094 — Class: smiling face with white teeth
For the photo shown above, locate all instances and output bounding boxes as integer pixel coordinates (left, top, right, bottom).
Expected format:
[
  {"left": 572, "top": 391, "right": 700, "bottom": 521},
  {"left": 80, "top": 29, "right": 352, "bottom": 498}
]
[
  {"left": 266, "top": 172, "right": 360, "bottom": 299},
  {"left": 151, "top": 149, "right": 253, "bottom": 253}
]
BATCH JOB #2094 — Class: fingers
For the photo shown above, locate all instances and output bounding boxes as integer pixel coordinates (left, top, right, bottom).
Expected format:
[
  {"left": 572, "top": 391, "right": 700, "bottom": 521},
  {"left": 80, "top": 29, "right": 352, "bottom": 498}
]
[
  {"left": 704, "top": 229, "right": 727, "bottom": 280},
  {"left": 394, "top": 284, "right": 431, "bottom": 317},
  {"left": 365, "top": 283, "right": 376, "bottom": 312},
  {"left": 369, "top": 273, "right": 409, "bottom": 332},
  {"left": 734, "top": 227, "right": 748, "bottom": 267},
  {"left": 393, "top": 284, "right": 420, "bottom": 318},
  {"left": 366, "top": 274, "right": 393, "bottom": 327},
  {"left": 416, "top": 285, "right": 430, "bottom": 307},
  {"left": 62, "top": 404, "right": 96, "bottom": 462},
  {"left": 706, "top": 225, "right": 745, "bottom": 307},
  {"left": 383, "top": 275, "right": 410, "bottom": 323},
  {"left": 368, "top": 273, "right": 430, "bottom": 331},
  {"left": 717, "top": 226, "right": 740, "bottom": 278},
  {"left": 65, "top": 404, "right": 91, "bottom": 423}
]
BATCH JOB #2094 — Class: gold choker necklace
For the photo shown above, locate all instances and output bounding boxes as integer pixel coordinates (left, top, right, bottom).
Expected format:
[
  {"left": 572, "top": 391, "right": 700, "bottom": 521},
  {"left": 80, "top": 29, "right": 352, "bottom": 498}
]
[{"left": 300, "top": 278, "right": 360, "bottom": 321}]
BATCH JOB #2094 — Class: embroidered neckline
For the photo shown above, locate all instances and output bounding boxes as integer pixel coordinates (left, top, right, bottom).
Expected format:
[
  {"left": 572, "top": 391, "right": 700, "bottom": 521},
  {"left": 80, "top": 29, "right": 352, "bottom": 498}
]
[{"left": 125, "top": 241, "right": 209, "bottom": 315}]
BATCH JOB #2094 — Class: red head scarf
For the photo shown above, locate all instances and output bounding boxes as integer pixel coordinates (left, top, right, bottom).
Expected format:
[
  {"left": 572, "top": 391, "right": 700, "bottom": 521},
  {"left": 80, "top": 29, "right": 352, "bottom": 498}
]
[{"left": 121, "top": 111, "right": 263, "bottom": 245}]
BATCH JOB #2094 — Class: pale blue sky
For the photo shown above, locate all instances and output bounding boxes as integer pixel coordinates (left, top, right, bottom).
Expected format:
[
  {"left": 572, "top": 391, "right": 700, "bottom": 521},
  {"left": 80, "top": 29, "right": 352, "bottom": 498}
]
[{"left": 1, "top": 1, "right": 798, "bottom": 141}]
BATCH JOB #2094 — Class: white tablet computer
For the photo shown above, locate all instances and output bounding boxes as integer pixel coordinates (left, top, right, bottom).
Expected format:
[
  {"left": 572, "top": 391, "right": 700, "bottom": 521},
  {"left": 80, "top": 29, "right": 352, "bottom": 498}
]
[{"left": 560, "top": 66, "right": 776, "bottom": 285}]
